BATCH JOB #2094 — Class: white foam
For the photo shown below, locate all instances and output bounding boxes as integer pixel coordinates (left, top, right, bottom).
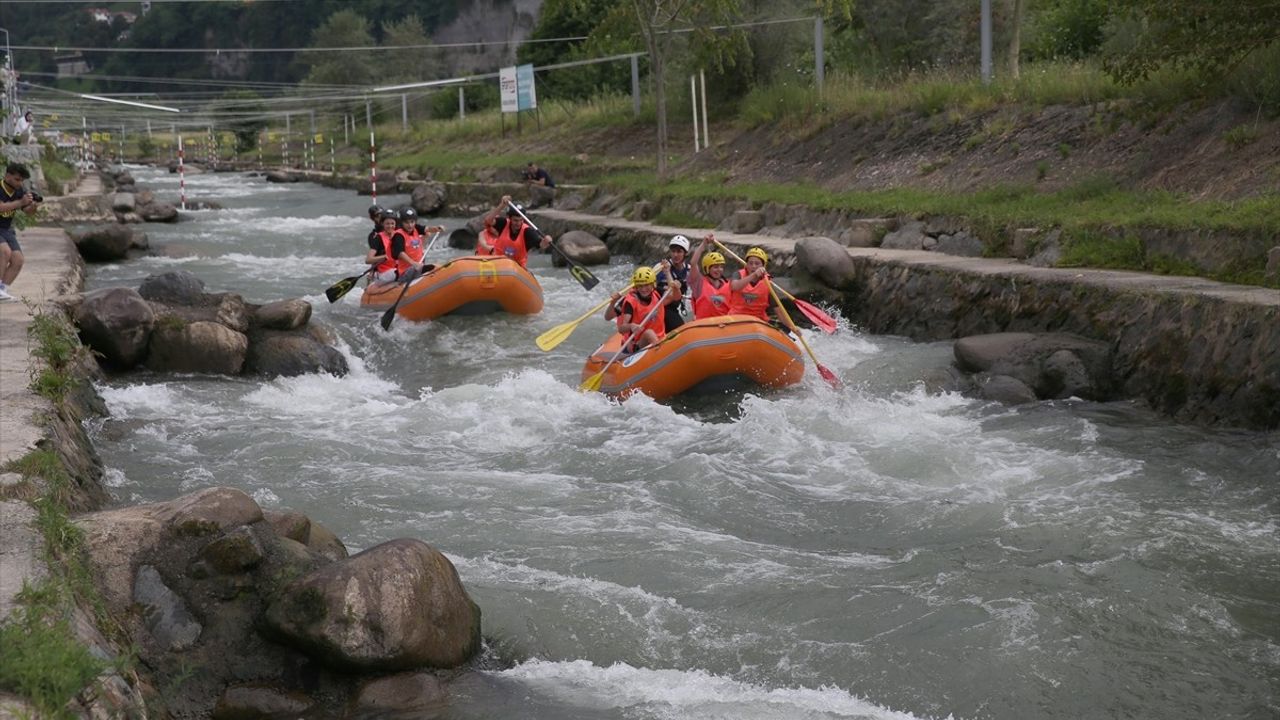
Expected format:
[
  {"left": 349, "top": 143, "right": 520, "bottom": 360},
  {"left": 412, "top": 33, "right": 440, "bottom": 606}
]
[{"left": 499, "top": 659, "right": 945, "bottom": 720}]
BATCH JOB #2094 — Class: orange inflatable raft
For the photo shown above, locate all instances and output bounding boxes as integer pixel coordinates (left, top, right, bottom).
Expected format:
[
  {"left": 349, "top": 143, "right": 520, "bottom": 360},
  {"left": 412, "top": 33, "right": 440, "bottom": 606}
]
[
  {"left": 581, "top": 315, "right": 805, "bottom": 399},
  {"left": 361, "top": 255, "right": 543, "bottom": 322}
]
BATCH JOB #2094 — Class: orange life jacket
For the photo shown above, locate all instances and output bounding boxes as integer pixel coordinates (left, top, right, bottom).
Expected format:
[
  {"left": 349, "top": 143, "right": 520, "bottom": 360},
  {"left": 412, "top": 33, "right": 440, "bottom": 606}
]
[
  {"left": 617, "top": 289, "right": 666, "bottom": 340},
  {"left": 375, "top": 230, "right": 399, "bottom": 274},
  {"left": 728, "top": 269, "right": 770, "bottom": 320},
  {"left": 400, "top": 227, "right": 424, "bottom": 272},
  {"left": 476, "top": 227, "right": 501, "bottom": 255},
  {"left": 693, "top": 275, "right": 731, "bottom": 319},
  {"left": 492, "top": 224, "right": 530, "bottom": 267}
]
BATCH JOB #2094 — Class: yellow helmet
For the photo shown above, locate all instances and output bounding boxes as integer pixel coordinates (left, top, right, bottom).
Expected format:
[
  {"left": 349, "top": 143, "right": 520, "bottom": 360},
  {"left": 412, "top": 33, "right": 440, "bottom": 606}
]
[
  {"left": 701, "top": 251, "right": 726, "bottom": 271},
  {"left": 746, "top": 247, "right": 769, "bottom": 264},
  {"left": 631, "top": 266, "right": 657, "bottom": 285}
]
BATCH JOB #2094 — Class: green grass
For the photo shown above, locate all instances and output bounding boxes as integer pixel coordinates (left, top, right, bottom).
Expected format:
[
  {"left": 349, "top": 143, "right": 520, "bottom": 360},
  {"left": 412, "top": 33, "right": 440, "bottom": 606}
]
[
  {"left": 40, "top": 154, "right": 77, "bottom": 197},
  {"left": 26, "top": 309, "right": 86, "bottom": 405},
  {"left": 0, "top": 593, "right": 107, "bottom": 720}
]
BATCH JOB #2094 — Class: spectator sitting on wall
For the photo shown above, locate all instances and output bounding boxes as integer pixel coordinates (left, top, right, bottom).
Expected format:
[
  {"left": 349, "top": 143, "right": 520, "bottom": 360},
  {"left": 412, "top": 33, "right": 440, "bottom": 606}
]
[
  {"left": 522, "top": 162, "right": 554, "bottom": 188},
  {"left": 522, "top": 161, "right": 556, "bottom": 209}
]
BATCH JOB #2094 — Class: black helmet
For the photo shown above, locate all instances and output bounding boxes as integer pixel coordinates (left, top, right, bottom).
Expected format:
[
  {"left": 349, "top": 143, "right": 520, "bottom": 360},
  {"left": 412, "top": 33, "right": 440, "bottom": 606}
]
[
  {"left": 400, "top": 207, "right": 417, "bottom": 220},
  {"left": 367, "top": 204, "right": 382, "bottom": 218},
  {"left": 506, "top": 202, "right": 524, "bottom": 218},
  {"left": 380, "top": 208, "right": 400, "bottom": 222}
]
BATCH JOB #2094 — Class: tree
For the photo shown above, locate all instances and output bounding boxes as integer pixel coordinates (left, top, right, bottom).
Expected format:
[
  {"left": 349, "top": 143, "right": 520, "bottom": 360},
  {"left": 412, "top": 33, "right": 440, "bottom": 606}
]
[
  {"left": 1102, "top": 0, "right": 1280, "bottom": 84},
  {"left": 381, "top": 14, "right": 438, "bottom": 84},
  {"left": 299, "top": 10, "right": 376, "bottom": 87},
  {"left": 218, "top": 90, "right": 268, "bottom": 153}
]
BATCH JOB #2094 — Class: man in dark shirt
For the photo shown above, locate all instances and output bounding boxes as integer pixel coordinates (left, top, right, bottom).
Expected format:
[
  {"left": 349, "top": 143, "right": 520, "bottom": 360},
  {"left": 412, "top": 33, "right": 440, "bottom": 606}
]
[
  {"left": 522, "top": 162, "right": 554, "bottom": 188},
  {"left": 0, "top": 163, "right": 39, "bottom": 302}
]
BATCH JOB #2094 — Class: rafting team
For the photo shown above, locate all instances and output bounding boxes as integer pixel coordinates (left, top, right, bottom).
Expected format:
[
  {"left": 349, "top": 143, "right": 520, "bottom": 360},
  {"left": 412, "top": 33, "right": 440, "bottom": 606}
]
[{"left": 361, "top": 194, "right": 785, "bottom": 353}]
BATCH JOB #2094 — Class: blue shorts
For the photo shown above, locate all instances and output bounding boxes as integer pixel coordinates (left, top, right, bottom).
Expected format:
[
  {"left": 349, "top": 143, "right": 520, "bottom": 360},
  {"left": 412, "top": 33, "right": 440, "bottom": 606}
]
[{"left": 0, "top": 227, "right": 18, "bottom": 252}]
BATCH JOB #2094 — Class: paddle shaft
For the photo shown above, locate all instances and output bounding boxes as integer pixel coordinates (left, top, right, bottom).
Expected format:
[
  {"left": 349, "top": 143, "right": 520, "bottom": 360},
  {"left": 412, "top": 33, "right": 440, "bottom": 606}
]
[
  {"left": 710, "top": 239, "right": 836, "bottom": 333},
  {"left": 583, "top": 286, "right": 673, "bottom": 391},
  {"left": 536, "top": 282, "right": 634, "bottom": 352},
  {"left": 507, "top": 204, "right": 600, "bottom": 290}
]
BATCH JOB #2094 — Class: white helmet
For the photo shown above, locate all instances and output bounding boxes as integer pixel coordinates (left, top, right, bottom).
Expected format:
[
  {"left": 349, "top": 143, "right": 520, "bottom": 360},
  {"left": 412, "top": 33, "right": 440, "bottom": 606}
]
[{"left": 669, "top": 235, "right": 690, "bottom": 252}]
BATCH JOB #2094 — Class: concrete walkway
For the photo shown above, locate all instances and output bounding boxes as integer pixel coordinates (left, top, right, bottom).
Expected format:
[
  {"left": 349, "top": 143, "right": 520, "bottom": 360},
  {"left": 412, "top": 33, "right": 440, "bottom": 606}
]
[
  {"left": 535, "top": 209, "right": 1280, "bottom": 309},
  {"left": 0, "top": 176, "right": 92, "bottom": 623}
]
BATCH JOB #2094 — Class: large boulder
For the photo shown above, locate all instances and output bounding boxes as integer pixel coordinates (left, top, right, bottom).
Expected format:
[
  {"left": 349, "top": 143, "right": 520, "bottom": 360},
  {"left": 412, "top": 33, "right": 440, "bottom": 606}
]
[
  {"left": 74, "top": 287, "right": 156, "bottom": 370},
  {"left": 527, "top": 184, "right": 556, "bottom": 209},
  {"left": 138, "top": 201, "right": 179, "bottom": 223},
  {"left": 253, "top": 299, "right": 311, "bottom": 331},
  {"left": 550, "top": 230, "right": 610, "bottom": 267},
  {"left": 411, "top": 183, "right": 447, "bottom": 215},
  {"left": 880, "top": 220, "right": 928, "bottom": 250},
  {"left": 212, "top": 685, "right": 313, "bottom": 720},
  {"left": 139, "top": 270, "right": 206, "bottom": 305},
  {"left": 794, "top": 236, "right": 857, "bottom": 289},
  {"left": 71, "top": 225, "right": 135, "bottom": 262},
  {"left": 132, "top": 565, "right": 202, "bottom": 651},
  {"left": 352, "top": 673, "right": 447, "bottom": 718},
  {"left": 264, "top": 171, "right": 298, "bottom": 183},
  {"left": 953, "top": 332, "right": 1114, "bottom": 401},
  {"left": 146, "top": 320, "right": 249, "bottom": 375},
  {"left": 244, "top": 330, "right": 349, "bottom": 378},
  {"left": 728, "top": 210, "right": 764, "bottom": 234},
  {"left": 214, "top": 293, "right": 250, "bottom": 334},
  {"left": 110, "top": 192, "right": 136, "bottom": 213},
  {"left": 264, "top": 538, "right": 481, "bottom": 672}
]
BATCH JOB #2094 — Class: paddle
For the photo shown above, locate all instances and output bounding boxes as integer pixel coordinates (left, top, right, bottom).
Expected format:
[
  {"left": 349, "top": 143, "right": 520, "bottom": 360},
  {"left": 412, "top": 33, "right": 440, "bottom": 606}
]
[
  {"left": 507, "top": 203, "right": 600, "bottom": 291},
  {"left": 537, "top": 283, "right": 634, "bottom": 352},
  {"left": 710, "top": 240, "right": 838, "bottom": 334},
  {"left": 378, "top": 232, "right": 441, "bottom": 331},
  {"left": 580, "top": 286, "right": 673, "bottom": 393},
  {"left": 766, "top": 282, "right": 841, "bottom": 389},
  {"left": 325, "top": 267, "right": 374, "bottom": 303}
]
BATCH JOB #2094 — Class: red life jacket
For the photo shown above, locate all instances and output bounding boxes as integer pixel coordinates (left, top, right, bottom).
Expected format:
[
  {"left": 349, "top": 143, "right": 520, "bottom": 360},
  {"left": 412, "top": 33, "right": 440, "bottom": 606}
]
[
  {"left": 492, "top": 224, "right": 530, "bottom": 267},
  {"left": 375, "top": 230, "right": 399, "bottom": 274},
  {"left": 728, "top": 269, "right": 770, "bottom": 320},
  {"left": 617, "top": 289, "right": 666, "bottom": 340},
  {"left": 693, "top": 275, "right": 731, "bottom": 319},
  {"left": 400, "top": 227, "right": 424, "bottom": 271}
]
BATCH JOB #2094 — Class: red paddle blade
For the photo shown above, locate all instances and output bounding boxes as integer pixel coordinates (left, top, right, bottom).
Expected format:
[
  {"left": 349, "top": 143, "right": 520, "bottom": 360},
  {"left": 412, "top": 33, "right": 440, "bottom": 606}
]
[
  {"left": 816, "top": 363, "right": 842, "bottom": 389},
  {"left": 795, "top": 299, "right": 838, "bottom": 334}
]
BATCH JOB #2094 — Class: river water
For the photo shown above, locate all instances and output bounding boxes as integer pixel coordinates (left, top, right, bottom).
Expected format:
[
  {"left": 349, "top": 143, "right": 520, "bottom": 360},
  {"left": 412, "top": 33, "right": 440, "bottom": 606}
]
[{"left": 85, "top": 167, "right": 1280, "bottom": 720}]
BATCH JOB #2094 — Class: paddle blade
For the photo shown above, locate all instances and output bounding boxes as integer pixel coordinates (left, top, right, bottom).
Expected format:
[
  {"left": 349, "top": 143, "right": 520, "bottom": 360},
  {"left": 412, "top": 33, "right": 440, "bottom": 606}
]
[
  {"left": 816, "top": 363, "right": 842, "bottom": 389},
  {"left": 579, "top": 371, "right": 605, "bottom": 393},
  {"left": 795, "top": 299, "right": 838, "bottom": 334},
  {"left": 324, "top": 275, "right": 360, "bottom": 303},
  {"left": 379, "top": 305, "right": 397, "bottom": 331},
  {"left": 567, "top": 262, "right": 600, "bottom": 290},
  {"left": 536, "top": 322, "right": 577, "bottom": 352}
]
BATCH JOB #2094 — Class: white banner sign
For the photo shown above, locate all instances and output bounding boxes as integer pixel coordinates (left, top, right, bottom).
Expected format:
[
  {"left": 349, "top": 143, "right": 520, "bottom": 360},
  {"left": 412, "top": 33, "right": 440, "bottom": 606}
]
[{"left": 499, "top": 66, "right": 519, "bottom": 113}]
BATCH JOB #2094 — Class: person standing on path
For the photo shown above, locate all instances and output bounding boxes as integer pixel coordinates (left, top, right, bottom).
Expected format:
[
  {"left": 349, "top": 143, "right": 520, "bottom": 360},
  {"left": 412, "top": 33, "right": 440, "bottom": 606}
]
[{"left": 0, "top": 163, "right": 40, "bottom": 302}]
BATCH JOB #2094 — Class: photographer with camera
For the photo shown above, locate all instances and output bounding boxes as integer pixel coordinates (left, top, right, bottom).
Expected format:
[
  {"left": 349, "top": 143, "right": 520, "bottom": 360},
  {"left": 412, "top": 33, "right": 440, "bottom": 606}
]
[{"left": 0, "top": 163, "right": 41, "bottom": 302}]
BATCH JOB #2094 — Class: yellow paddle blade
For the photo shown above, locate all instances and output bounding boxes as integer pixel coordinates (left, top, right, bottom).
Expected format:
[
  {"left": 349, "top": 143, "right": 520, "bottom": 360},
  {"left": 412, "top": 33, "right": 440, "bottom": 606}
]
[
  {"left": 579, "top": 371, "right": 606, "bottom": 392},
  {"left": 536, "top": 321, "right": 578, "bottom": 352}
]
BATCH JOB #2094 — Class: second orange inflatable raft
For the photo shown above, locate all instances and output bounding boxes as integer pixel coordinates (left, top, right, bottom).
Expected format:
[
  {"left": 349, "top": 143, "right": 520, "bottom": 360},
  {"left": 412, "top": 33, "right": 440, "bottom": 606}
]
[
  {"left": 581, "top": 315, "right": 805, "bottom": 399},
  {"left": 361, "top": 255, "right": 543, "bottom": 322}
]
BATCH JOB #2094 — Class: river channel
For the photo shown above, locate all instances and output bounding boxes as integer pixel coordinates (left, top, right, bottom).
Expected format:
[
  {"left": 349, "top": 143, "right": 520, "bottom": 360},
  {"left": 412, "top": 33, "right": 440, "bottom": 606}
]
[{"left": 84, "top": 167, "right": 1280, "bottom": 720}]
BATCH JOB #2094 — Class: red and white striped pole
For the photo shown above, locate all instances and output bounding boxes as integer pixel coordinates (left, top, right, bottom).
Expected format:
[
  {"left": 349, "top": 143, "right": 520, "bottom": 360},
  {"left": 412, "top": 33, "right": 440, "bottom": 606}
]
[
  {"left": 369, "top": 129, "right": 377, "bottom": 204},
  {"left": 177, "top": 135, "right": 187, "bottom": 210}
]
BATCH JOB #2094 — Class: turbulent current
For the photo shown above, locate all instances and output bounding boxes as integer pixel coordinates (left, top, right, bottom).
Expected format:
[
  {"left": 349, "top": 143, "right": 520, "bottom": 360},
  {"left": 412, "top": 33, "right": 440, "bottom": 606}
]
[{"left": 86, "top": 167, "right": 1280, "bottom": 720}]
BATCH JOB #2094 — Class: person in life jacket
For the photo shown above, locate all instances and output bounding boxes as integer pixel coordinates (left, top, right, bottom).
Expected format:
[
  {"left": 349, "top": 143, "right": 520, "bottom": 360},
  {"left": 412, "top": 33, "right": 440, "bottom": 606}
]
[
  {"left": 656, "top": 235, "right": 692, "bottom": 331},
  {"left": 688, "top": 234, "right": 732, "bottom": 319},
  {"left": 605, "top": 266, "right": 682, "bottom": 353},
  {"left": 475, "top": 215, "right": 506, "bottom": 255},
  {"left": 728, "top": 246, "right": 775, "bottom": 321},
  {"left": 490, "top": 197, "right": 552, "bottom": 268},
  {"left": 396, "top": 206, "right": 444, "bottom": 279},
  {"left": 364, "top": 209, "right": 416, "bottom": 285}
]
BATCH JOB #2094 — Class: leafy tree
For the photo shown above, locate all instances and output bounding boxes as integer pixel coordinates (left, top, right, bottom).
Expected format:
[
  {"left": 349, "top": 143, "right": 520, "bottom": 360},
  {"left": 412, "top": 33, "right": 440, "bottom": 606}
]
[
  {"left": 300, "top": 10, "right": 377, "bottom": 87},
  {"left": 380, "top": 14, "right": 438, "bottom": 84},
  {"left": 1027, "top": 0, "right": 1110, "bottom": 61},
  {"left": 1102, "top": 0, "right": 1280, "bottom": 84},
  {"left": 218, "top": 90, "right": 268, "bottom": 153}
]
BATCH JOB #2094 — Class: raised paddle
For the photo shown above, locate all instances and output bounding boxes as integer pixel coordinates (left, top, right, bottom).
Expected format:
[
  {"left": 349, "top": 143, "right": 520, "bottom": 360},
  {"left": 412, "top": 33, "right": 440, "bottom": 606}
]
[
  {"left": 580, "top": 286, "right": 674, "bottom": 392},
  {"left": 710, "top": 239, "right": 838, "bottom": 334},
  {"left": 537, "top": 282, "right": 634, "bottom": 352},
  {"left": 325, "top": 267, "right": 374, "bottom": 303},
  {"left": 507, "top": 203, "right": 600, "bottom": 291}
]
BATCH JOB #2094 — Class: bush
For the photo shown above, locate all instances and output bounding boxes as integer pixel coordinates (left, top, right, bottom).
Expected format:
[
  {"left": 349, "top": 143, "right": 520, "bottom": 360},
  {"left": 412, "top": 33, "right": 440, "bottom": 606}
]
[{"left": 1029, "top": 0, "right": 1110, "bottom": 61}]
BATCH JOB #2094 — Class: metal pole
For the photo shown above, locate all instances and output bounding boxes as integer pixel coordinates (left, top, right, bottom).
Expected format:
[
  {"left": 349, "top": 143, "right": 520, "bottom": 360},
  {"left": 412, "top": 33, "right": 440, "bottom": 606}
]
[
  {"left": 284, "top": 113, "right": 291, "bottom": 167},
  {"left": 308, "top": 110, "right": 316, "bottom": 170},
  {"left": 329, "top": 135, "right": 335, "bottom": 175},
  {"left": 369, "top": 129, "right": 377, "bottom": 204},
  {"left": 691, "top": 75, "right": 699, "bottom": 153},
  {"left": 257, "top": 130, "right": 263, "bottom": 167},
  {"left": 344, "top": 114, "right": 349, "bottom": 144},
  {"left": 177, "top": 134, "right": 186, "bottom": 210},
  {"left": 81, "top": 116, "right": 88, "bottom": 167},
  {"left": 700, "top": 69, "right": 709, "bottom": 149},
  {"left": 365, "top": 101, "right": 372, "bottom": 130},
  {"left": 815, "top": 15, "right": 825, "bottom": 95},
  {"left": 120, "top": 125, "right": 125, "bottom": 164},
  {"left": 458, "top": 87, "right": 466, "bottom": 121},
  {"left": 981, "top": 0, "right": 992, "bottom": 83},
  {"left": 401, "top": 94, "right": 408, "bottom": 131},
  {"left": 146, "top": 119, "right": 152, "bottom": 138},
  {"left": 631, "top": 55, "right": 641, "bottom": 118}
]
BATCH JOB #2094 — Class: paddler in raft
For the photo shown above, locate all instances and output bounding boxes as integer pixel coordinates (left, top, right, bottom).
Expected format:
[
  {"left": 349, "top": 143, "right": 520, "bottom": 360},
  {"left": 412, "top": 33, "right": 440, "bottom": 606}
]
[
  {"left": 604, "top": 266, "right": 682, "bottom": 353},
  {"left": 479, "top": 195, "right": 552, "bottom": 268},
  {"left": 395, "top": 206, "right": 443, "bottom": 280},
  {"left": 727, "top": 245, "right": 798, "bottom": 332},
  {"left": 688, "top": 234, "right": 732, "bottom": 319}
]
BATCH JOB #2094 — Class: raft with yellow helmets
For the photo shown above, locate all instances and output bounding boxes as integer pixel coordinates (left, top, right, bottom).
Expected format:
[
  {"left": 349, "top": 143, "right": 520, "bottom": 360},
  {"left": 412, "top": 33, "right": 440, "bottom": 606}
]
[
  {"left": 361, "top": 255, "right": 544, "bottom": 322},
  {"left": 580, "top": 265, "right": 804, "bottom": 399}
]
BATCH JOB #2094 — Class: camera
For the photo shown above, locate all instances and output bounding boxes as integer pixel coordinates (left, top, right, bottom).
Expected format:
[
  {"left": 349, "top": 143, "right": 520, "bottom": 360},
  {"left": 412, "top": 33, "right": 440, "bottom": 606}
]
[{"left": 29, "top": 192, "right": 43, "bottom": 203}]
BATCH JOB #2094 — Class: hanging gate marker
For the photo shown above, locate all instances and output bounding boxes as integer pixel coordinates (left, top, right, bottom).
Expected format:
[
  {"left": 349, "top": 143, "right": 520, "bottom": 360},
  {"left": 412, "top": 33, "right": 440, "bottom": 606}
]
[{"left": 177, "top": 135, "right": 186, "bottom": 210}]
